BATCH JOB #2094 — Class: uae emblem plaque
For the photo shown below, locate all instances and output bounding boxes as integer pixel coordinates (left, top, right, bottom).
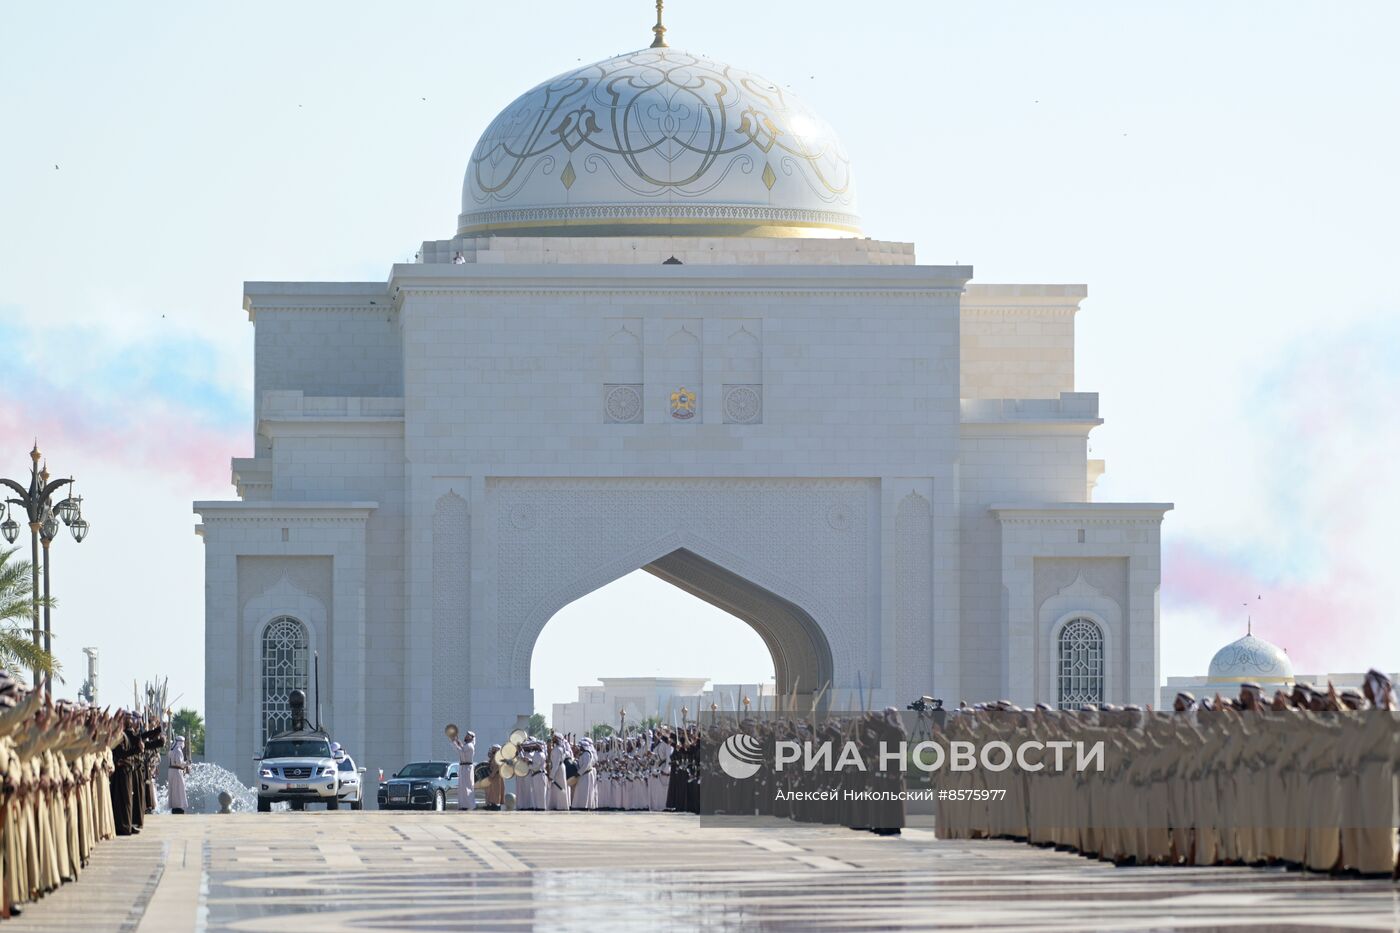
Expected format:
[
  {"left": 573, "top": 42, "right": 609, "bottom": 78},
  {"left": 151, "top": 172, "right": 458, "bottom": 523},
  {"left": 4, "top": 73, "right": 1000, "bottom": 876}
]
[{"left": 669, "top": 386, "right": 697, "bottom": 420}]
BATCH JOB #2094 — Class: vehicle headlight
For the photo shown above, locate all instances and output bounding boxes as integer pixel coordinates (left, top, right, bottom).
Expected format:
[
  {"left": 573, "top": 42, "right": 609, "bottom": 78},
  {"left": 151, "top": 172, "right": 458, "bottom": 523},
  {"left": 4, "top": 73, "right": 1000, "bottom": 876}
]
[
  {"left": 260, "top": 768, "right": 273, "bottom": 778},
  {"left": 320, "top": 766, "right": 336, "bottom": 776}
]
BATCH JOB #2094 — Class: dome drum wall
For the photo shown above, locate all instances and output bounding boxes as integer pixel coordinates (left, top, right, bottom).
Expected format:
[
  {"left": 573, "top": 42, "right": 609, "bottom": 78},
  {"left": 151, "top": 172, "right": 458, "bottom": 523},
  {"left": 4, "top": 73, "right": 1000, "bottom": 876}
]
[
  {"left": 461, "top": 48, "right": 860, "bottom": 238},
  {"left": 416, "top": 235, "right": 915, "bottom": 266}
]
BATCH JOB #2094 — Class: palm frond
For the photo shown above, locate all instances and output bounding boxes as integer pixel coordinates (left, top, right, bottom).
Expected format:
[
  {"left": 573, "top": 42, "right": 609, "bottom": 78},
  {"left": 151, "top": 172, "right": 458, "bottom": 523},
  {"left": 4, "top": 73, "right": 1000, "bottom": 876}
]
[{"left": 0, "top": 626, "right": 60, "bottom": 677}]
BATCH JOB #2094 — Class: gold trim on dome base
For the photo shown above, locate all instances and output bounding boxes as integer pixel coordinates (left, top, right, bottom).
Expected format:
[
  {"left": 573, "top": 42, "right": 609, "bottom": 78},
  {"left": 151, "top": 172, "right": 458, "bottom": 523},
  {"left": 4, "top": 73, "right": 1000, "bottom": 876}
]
[{"left": 457, "top": 215, "right": 861, "bottom": 239}]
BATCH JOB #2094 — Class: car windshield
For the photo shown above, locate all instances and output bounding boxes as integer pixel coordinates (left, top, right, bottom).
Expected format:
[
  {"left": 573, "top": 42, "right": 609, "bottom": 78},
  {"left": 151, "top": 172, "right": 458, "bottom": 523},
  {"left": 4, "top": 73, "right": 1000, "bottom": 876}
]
[
  {"left": 263, "top": 739, "right": 332, "bottom": 759},
  {"left": 337, "top": 757, "right": 355, "bottom": 772},
  {"left": 395, "top": 762, "right": 446, "bottom": 778}
]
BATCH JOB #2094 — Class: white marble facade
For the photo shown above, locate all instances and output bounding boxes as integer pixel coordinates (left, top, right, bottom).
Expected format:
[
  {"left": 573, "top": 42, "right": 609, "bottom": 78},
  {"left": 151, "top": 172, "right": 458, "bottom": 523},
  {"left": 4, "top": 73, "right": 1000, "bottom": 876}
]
[{"left": 196, "top": 43, "right": 1170, "bottom": 781}]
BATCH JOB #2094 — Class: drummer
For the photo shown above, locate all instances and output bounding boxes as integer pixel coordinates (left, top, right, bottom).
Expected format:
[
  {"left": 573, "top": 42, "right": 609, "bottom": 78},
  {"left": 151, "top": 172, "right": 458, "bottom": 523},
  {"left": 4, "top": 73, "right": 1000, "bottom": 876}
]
[
  {"left": 572, "top": 737, "right": 598, "bottom": 810},
  {"left": 483, "top": 745, "right": 506, "bottom": 810},
  {"left": 448, "top": 727, "right": 476, "bottom": 811}
]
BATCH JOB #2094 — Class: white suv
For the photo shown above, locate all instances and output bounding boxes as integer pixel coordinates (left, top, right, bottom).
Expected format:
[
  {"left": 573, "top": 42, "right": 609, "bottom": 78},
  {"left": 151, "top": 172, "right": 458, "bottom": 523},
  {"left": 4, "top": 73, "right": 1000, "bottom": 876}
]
[
  {"left": 256, "top": 732, "right": 341, "bottom": 811},
  {"left": 334, "top": 755, "right": 366, "bottom": 810}
]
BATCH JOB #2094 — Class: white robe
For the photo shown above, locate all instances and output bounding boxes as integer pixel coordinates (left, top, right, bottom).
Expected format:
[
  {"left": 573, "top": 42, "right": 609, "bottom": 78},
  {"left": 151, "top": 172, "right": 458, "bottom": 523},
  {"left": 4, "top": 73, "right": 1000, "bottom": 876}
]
[
  {"left": 167, "top": 744, "right": 188, "bottom": 811},
  {"left": 546, "top": 745, "right": 572, "bottom": 810},
  {"left": 452, "top": 737, "right": 476, "bottom": 810},
  {"left": 514, "top": 768, "right": 533, "bottom": 811},
  {"left": 572, "top": 747, "right": 597, "bottom": 810},
  {"left": 652, "top": 743, "right": 672, "bottom": 811},
  {"left": 526, "top": 748, "right": 547, "bottom": 810}
]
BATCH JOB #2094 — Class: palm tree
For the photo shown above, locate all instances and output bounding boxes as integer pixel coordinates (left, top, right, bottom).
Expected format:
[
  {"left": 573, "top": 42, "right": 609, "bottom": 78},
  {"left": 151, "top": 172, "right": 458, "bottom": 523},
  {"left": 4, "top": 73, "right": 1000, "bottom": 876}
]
[
  {"left": 171, "top": 708, "right": 205, "bottom": 756},
  {"left": 527, "top": 712, "right": 548, "bottom": 738},
  {"left": 0, "top": 547, "right": 59, "bottom": 683}
]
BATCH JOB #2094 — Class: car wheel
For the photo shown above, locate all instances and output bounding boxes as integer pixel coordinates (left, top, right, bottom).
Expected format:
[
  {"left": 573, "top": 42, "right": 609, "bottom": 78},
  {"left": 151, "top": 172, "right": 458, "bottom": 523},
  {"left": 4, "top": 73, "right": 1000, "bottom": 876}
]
[
  {"left": 257, "top": 797, "right": 271, "bottom": 813},
  {"left": 434, "top": 790, "right": 445, "bottom": 811},
  {"left": 327, "top": 797, "right": 340, "bottom": 811},
  {"left": 290, "top": 800, "right": 305, "bottom": 811},
  {"left": 350, "top": 798, "right": 363, "bottom": 811}
]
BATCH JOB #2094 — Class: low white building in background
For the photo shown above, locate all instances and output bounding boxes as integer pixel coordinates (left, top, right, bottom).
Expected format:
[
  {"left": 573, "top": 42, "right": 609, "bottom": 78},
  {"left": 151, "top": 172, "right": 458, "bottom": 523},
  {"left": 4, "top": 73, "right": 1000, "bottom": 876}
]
[
  {"left": 1161, "top": 630, "right": 1394, "bottom": 706},
  {"left": 552, "top": 678, "right": 776, "bottom": 736}
]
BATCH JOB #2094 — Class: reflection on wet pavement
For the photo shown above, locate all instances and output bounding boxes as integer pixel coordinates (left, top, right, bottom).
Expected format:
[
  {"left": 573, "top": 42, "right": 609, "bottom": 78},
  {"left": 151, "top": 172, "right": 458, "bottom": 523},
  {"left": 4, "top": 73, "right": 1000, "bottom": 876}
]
[{"left": 7, "top": 812, "right": 1400, "bottom": 932}]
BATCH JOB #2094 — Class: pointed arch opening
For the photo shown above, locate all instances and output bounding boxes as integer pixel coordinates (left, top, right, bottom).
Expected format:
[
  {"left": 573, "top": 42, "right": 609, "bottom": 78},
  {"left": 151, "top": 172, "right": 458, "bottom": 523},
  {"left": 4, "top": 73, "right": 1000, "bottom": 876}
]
[{"left": 526, "top": 546, "right": 835, "bottom": 727}]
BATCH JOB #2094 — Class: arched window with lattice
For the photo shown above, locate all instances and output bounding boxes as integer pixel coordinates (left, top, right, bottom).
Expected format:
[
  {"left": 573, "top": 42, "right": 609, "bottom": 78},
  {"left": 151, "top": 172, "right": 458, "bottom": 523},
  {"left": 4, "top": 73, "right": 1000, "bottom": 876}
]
[
  {"left": 1057, "top": 617, "right": 1105, "bottom": 709},
  {"left": 261, "top": 616, "right": 308, "bottom": 744}
]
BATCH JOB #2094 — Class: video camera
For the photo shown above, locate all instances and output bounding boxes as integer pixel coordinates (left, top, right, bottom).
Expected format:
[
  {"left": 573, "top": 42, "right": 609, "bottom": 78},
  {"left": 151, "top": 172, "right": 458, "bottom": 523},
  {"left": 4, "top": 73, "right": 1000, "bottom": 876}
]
[{"left": 906, "top": 696, "right": 943, "bottom": 713}]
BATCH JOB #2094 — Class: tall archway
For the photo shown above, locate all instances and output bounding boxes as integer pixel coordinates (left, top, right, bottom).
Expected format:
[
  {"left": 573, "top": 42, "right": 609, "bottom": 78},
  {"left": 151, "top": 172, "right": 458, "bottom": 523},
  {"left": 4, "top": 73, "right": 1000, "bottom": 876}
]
[{"left": 520, "top": 546, "right": 835, "bottom": 715}]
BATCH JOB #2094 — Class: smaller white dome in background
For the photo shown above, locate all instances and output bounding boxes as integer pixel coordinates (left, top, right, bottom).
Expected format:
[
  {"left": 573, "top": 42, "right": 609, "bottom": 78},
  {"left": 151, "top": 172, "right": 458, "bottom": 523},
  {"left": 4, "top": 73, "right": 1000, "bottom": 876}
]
[{"left": 1207, "top": 633, "right": 1294, "bottom": 684}]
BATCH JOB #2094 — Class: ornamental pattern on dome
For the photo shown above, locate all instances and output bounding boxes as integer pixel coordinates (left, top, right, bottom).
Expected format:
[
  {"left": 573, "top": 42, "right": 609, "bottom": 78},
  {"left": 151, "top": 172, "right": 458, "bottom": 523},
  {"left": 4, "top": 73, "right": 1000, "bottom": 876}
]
[
  {"left": 460, "top": 48, "right": 860, "bottom": 236},
  {"left": 1208, "top": 634, "right": 1293, "bottom": 679}
]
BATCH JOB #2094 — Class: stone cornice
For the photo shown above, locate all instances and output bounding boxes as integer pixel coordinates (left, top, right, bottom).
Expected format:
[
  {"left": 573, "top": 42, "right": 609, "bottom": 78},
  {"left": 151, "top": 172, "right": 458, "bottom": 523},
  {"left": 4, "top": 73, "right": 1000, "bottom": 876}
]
[
  {"left": 243, "top": 282, "right": 392, "bottom": 321},
  {"left": 960, "top": 421, "right": 1102, "bottom": 437},
  {"left": 960, "top": 305, "right": 1081, "bottom": 318},
  {"left": 989, "top": 503, "right": 1173, "bottom": 525},
  {"left": 400, "top": 287, "right": 961, "bottom": 301},
  {"left": 194, "top": 501, "right": 378, "bottom": 523},
  {"left": 387, "top": 263, "right": 971, "bottom": 298},
  {"left": 962, "top": 284, "right": 1087, "bottom": 317}
]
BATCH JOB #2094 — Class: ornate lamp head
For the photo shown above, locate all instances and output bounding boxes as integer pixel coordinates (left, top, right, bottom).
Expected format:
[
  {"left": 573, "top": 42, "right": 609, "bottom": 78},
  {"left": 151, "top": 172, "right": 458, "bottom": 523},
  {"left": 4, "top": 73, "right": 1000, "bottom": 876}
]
[
  {"left": 70, "top": 517, "right": 90, "bottom": 543},
  {"left": 40, "top": 508, "right": 58, "bottom": 542},
  {"left": 0, "top": 515, "right": 17, "bottom": 544},
  {"left": 56, "top": 495, "right": 80, "bottom": 526}
]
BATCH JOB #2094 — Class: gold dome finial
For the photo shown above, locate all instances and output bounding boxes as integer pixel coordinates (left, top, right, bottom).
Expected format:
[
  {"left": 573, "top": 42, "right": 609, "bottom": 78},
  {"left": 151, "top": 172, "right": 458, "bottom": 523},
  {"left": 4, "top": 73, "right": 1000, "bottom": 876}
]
[
  {"left": 650, "top": 0, "right": 668, "bottom": 48},
  {"left": 30, "top": 441, "right": 41, "bottom": 464}
]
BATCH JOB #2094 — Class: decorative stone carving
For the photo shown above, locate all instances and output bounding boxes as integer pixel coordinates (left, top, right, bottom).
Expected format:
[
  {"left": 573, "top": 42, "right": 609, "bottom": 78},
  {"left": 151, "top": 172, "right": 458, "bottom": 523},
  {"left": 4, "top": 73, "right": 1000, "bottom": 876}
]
[
  {"left": 605, "top": 322, "right": 642, "bottom": 384},
  {"left": 1033, "top": 559, "right": 1127, "bottom": 623},
  {"left": 432, "top": 492, "right": 470, "bottom": 738},
  {"left": 604, "top": 384, "right": 643, "bottom": 424},
  {"left": 894, "top": 492, "right": 932, "bottom": 695},
  {"left": 723, "top": 385, "right": 762, "bottom": 424},
  {"left": 237, "top": 557, "right": 332, "bottom": 624}
]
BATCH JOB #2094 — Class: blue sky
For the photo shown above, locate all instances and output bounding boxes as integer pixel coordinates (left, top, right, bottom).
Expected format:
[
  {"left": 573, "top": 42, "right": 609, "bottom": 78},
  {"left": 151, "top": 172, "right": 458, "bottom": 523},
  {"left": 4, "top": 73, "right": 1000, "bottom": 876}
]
[{"left": 2, "top": 1, "right": 1397, "bottom": 715}]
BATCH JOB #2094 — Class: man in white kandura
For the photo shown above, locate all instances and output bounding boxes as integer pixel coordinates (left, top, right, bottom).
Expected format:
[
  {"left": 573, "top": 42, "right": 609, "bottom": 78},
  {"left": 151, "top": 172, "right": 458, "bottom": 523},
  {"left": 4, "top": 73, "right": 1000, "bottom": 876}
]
[
  {"left": 525, "top": 741, "right": 548, "bottom": 811},
  {"left": 449, "top": 729, "right": 477, "bottom": 811},
  {"left": 167, "top": 735, "right": 190, "bottom": 814},
  {"left": 546, "top": 734, "right": 573, "bottom": 810},
  {"left": 651, "top": 731, "right": 672, "bottom": 812},
  {"left": 572, "top": 738, "right": 597, "bottom": 810}
]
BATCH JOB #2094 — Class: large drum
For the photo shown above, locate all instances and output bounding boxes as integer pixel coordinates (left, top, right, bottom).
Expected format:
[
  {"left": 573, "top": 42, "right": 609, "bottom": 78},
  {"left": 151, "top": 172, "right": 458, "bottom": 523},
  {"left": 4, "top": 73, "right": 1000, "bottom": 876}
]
[{"left": 565, "top": 758, "right": 580, "bottom": 788}]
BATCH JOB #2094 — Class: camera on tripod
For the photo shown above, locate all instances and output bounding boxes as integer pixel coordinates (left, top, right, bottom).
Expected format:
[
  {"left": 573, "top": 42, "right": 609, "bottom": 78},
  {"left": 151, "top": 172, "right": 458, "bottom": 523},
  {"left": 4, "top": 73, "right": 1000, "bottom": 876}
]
[{"left": 907, "top": 696, "right": 942, "bottom": 713}]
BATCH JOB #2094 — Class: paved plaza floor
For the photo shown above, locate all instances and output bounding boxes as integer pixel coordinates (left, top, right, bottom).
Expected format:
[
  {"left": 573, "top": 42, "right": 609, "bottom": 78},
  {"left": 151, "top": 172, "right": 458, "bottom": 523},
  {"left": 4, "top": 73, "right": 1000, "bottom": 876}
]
[{"left": 7, "top": 811, "right": 1399, "bottom": 932}]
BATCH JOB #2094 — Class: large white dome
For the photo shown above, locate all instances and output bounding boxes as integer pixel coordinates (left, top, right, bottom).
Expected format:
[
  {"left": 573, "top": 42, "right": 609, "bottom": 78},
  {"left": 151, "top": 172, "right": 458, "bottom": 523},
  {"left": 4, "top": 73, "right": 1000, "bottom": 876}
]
[{"left": 459, "top": 47, "right": 860, "bottom": 238}]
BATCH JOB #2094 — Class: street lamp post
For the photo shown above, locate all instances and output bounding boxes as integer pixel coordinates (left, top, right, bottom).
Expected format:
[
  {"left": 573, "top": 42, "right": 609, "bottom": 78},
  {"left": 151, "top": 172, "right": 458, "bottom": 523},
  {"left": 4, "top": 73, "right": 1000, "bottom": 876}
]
[{"left": 1, "top": 442, "right": 90, "bottom": 696}]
